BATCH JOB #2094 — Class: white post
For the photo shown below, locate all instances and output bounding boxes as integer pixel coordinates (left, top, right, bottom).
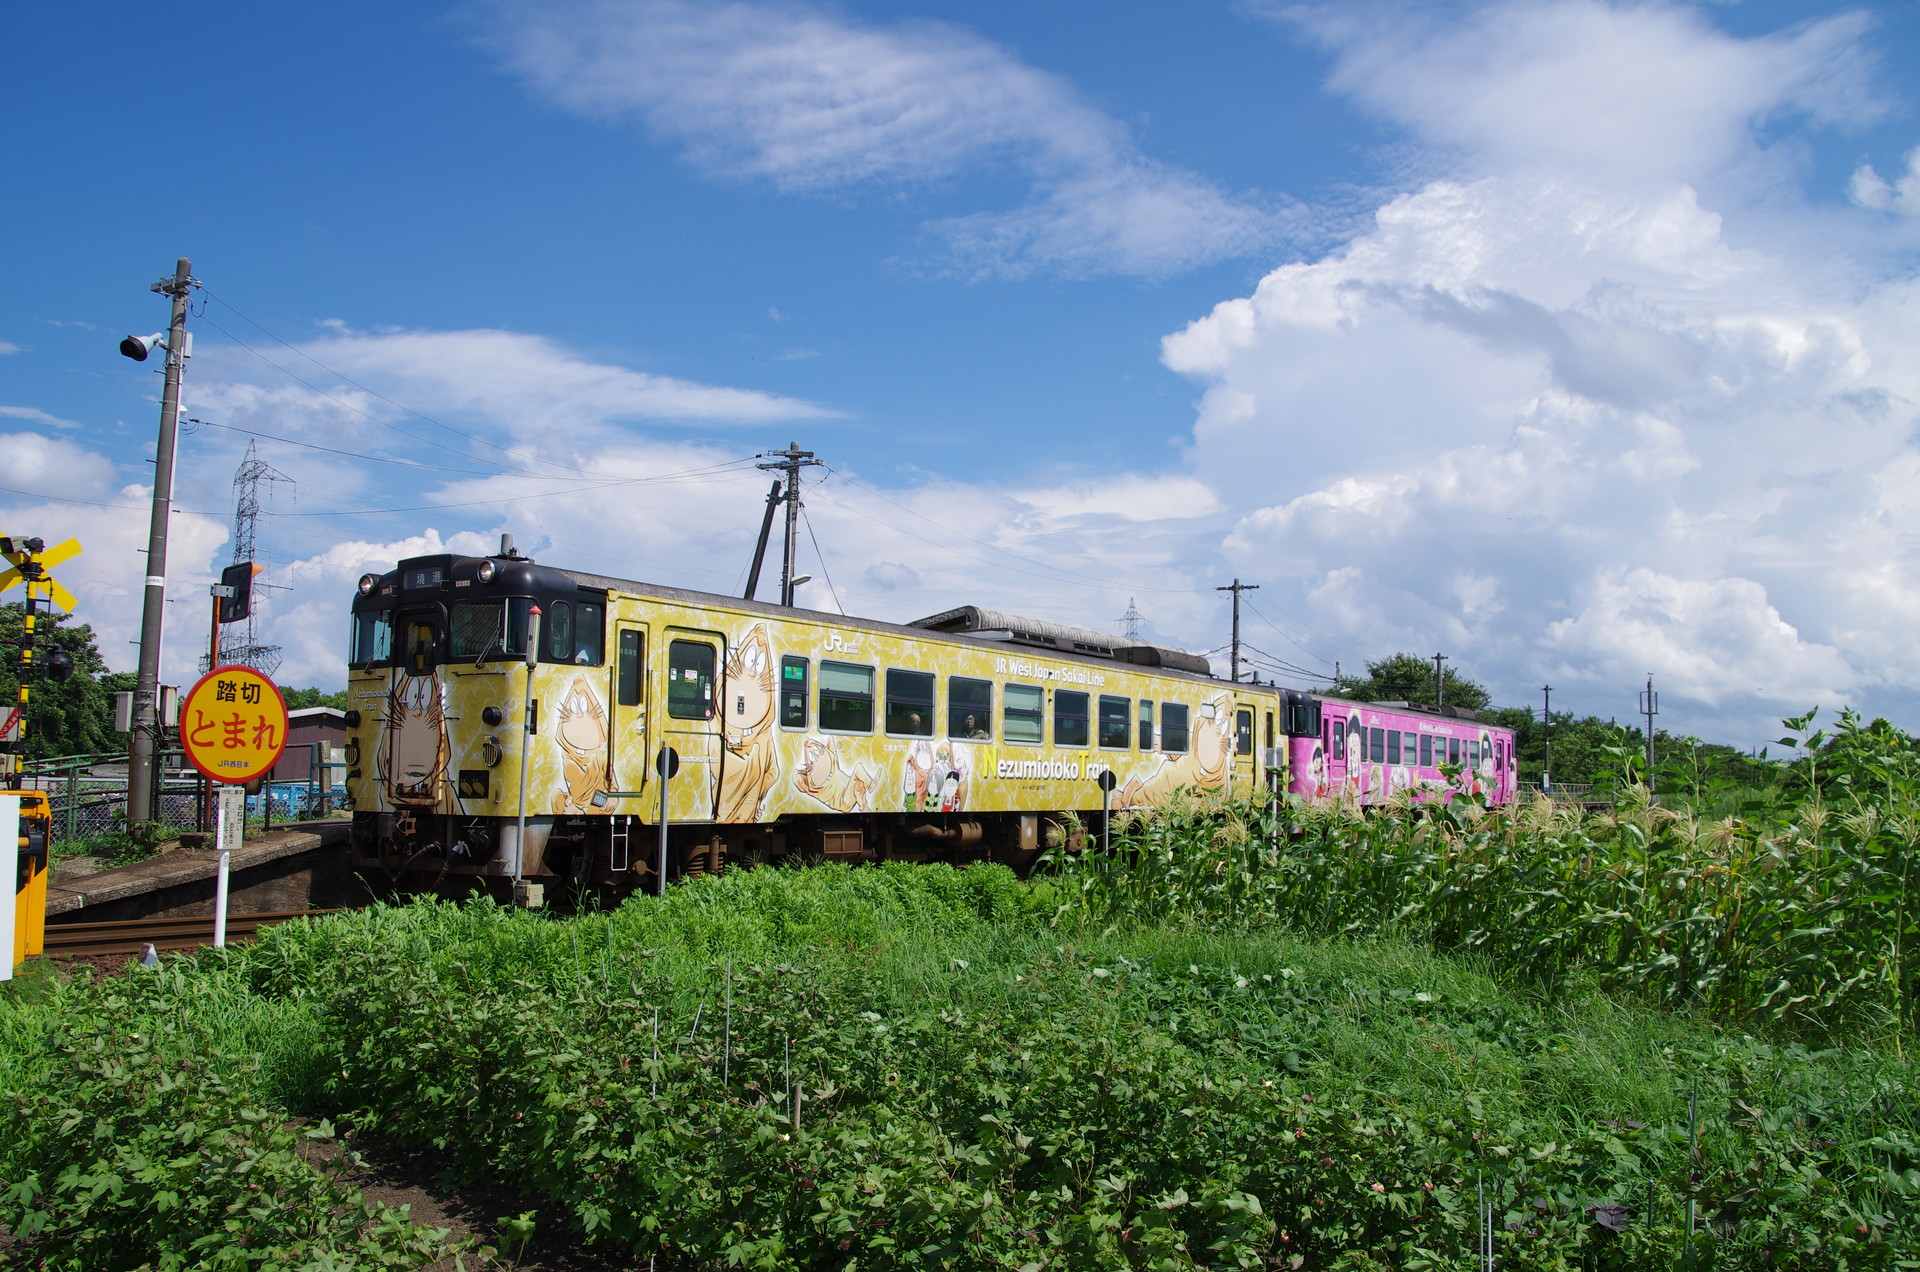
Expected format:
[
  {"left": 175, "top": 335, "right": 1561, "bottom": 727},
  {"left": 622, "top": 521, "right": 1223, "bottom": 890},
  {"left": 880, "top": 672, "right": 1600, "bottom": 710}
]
[
  {"left": 657, "top": 759, "right": 670, "bottom": 898},
  {"left": 213, "top": 784, "right": 243, "bottom": 948},
  {"left": 0, "top": 794, "right": 18, "bottom": 980}
]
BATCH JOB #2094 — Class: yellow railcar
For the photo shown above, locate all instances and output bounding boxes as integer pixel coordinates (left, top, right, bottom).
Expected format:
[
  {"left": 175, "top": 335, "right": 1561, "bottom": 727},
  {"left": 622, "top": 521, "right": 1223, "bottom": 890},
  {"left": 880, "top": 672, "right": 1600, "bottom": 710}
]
[{"left": 344, "top": 546, "right": 1285, "bottom": 899}]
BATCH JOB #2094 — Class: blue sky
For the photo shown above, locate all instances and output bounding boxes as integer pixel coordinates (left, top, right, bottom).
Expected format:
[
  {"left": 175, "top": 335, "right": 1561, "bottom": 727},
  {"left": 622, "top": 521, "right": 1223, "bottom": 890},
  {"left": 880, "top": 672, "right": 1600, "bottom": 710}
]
[{"left": 6, "top": 0, "right": 1920, "bottom": 745}]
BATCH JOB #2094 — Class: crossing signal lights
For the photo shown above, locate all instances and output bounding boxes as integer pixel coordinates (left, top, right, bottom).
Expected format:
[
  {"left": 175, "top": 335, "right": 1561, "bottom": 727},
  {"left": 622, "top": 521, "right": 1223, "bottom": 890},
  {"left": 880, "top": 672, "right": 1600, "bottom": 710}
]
[{"left": 218, "top": 561, "right": 264, "bottom": 624}]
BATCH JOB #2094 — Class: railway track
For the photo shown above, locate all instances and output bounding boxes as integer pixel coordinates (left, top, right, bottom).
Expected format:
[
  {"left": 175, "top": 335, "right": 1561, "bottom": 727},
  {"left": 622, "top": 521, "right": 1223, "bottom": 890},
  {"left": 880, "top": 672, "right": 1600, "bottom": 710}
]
[{"left": 43, "top": 910, "right": 341, "bottom": 958}]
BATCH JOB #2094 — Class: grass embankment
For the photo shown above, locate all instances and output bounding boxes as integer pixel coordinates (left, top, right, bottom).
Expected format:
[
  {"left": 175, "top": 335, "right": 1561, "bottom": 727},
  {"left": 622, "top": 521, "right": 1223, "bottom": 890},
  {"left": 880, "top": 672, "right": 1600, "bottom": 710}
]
[{"left": 4, "top": 859, "right": 1915, "bottom": 1270}]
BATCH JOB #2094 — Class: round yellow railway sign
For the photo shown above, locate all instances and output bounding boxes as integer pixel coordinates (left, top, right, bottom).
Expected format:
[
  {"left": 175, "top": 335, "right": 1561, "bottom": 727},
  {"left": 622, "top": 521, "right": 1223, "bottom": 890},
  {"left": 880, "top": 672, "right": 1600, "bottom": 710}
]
[{"left": 180, "top": 665, "right": 290, "bottom": 785}]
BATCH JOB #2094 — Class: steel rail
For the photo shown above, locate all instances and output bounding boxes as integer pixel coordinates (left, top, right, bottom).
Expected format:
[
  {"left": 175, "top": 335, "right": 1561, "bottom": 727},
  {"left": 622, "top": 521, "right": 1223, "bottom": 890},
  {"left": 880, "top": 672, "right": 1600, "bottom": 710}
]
[{"left": 42, "top": 909, "right": 341, "bottom": 958}]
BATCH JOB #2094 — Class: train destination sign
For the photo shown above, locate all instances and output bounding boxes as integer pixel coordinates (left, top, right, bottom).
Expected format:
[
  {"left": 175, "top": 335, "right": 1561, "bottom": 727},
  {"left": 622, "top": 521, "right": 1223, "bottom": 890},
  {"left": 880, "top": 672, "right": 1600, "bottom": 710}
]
[{"left": 180, "top": 665, "right": 290, "bottom": 785}]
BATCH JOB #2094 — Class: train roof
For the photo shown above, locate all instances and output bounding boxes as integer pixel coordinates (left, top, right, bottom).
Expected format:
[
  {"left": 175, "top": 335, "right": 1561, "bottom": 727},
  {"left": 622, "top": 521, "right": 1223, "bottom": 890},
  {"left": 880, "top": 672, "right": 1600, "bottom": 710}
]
[{"left": 550, "top": 563, "right": 1233, "bottom": 688}]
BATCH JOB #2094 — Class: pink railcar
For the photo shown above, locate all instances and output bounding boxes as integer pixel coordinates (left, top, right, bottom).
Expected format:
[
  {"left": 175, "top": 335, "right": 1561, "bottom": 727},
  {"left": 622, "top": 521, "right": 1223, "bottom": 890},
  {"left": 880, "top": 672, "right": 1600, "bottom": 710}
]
[{"left": 1278, "top": 691, "right": 1518, "bottom": 807}]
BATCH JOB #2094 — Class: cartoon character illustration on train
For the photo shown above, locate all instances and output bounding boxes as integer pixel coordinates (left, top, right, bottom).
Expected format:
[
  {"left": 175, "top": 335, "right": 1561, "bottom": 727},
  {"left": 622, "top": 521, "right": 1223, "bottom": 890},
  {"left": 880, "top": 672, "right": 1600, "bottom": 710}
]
[{"left": 341, "top": 543, "right": 1516, "bottom": 901}]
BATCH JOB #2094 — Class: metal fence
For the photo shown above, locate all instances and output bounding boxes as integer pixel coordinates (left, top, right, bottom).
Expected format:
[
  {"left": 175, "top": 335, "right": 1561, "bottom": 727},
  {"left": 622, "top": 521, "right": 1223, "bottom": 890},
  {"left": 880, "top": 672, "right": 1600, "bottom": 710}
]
[{"left": 19, "top": 745, "right": 347, "bottom": 848}]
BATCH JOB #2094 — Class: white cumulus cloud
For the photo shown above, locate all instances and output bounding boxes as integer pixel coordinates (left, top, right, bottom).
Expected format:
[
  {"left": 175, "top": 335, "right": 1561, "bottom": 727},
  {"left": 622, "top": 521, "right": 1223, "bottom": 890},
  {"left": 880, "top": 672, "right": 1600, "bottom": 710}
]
[{"left": 1165, "top": 0, "right": 1919, "bottom": 739}]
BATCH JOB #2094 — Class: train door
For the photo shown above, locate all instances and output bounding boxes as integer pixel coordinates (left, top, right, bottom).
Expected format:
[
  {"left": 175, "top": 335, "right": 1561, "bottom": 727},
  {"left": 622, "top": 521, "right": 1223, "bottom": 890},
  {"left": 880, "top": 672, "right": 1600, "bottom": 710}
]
[
  {"left": 1324, "top": 707, "right": 1348, "bottom": 795},
  {"left": 659, "top": 628, "right": 724, "bottom": 822},
  {"left": 612, "top": 624, "right": 649, "bottom": 799},
  {"left": 385, "top": 609, "right": 450, "bottom": 810},
  {"left": 1232, "top": 703, "right": 1257, "bottom": 793}
]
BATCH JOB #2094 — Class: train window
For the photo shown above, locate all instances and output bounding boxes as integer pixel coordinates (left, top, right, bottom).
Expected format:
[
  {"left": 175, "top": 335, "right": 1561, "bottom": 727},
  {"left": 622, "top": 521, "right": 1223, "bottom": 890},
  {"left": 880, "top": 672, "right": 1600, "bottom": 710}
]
[
  {"left": 1004, "top": 684, "right": 1044, "bottom": 744},
  {"left": 1387, "top": 730, "right": 1401, "bottom": 765},
  {"left": 1419, "top": 735, "right": 1433, "bottom": 767},
  {"left": 1055, "top": 691, "right": 1090, "bottom": 747},
  {"left": 1404, "top": 731, "right": 1417, "bottom": 762},
  {"left": 405, "top": 621, "right": 437, "bottom": 676},
  {"left": 1096, "top": 696, "right": 1129, "bottom": 749},
  {"left": 1265, "top": 712, "right": 1274, "bottom": 753},
  {"left": 449, "top": 601, "right": 504, "bottom": 659},
  {"left": 949, "top": 677, "right": 992, "bottom": 739},
  {"left": 617, "top": 631, "right": 644, "bottom": 707},
  {"left": 780, "top": 656, "right": 809, "bottom": 728},
  {"left": 819, "top": 661, "right": 874, "bottom": 733},
  {"left": 1138, "top": 699, "right": 1155, "bottom": 750},
  {"left": 348, "top": 610, "right": 393, "bottom": 666},
  {"left": 885, "top": 669, "right": 935, "bottom": 736},
  {"left": 1369, "top": 728, "right": 1386, "bottom": 763},
  {"left": 546, "top": 602, "right": 573, "bottom": 662},
  {"left": 1448, "top": 738, "right": 1461, "bottom": 766},
  {"left": 1470, "top": 741, "right": 1482, "bottom": 770},
  {"left": 1236, "top": 709, "right": 1254, "bottom": 756},
  {"left": 573, "top": 602, "right": 604, "bottom": 666},
  {"left": 1162, "top": 703, "right": 1190, "bottom": 754},
  {"left": 667, "top": 640, "right": 717, "bottom": 720}
]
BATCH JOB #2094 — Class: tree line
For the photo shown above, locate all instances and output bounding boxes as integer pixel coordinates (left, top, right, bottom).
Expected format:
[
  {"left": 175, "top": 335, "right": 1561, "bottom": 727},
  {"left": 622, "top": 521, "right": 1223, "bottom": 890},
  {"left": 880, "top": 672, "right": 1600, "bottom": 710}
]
[{"left": 0, "top": 604, "right": 346, "bottom": 761}]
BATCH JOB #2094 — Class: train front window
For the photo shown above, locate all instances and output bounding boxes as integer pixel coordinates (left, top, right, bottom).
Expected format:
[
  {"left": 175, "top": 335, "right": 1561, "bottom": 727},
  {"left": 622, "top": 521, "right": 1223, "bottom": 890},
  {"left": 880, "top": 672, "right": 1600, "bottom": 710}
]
[
  {"left": 546, "top": 602, "right": 573, "bottom": 661},
  {"left": 668, "top": 640, "right": 716, "bottom": 720},
  {"left": 405, "top": 621, "right": 437, "bottom": 676},
  {"left": 573, "top": 602, "right": 604, "bottom": 665},
  {"left": 884, "top": 669, "right": 935, "bottom": 736},
  {"left": 348, "top": 610, "right": 393, "bottom": 666},
  {"left": 449, "top": 601, "right": 505, "bottom": 658}
]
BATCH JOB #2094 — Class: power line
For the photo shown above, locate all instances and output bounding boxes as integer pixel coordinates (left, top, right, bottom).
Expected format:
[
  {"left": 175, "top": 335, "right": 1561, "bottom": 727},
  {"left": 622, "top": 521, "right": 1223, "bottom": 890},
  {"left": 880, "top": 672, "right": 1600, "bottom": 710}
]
[
  {"left": 191, "top": 311, "right": 556, "bottom": 478},
  {"left": 800, "top": 505, "right": 845, "bottom": 614},
  {"left": 198, "top": 289, "right": 617, "bottom": 480},
  {"left": 194, "top": 419, "right": 527, "bottom": 477}
]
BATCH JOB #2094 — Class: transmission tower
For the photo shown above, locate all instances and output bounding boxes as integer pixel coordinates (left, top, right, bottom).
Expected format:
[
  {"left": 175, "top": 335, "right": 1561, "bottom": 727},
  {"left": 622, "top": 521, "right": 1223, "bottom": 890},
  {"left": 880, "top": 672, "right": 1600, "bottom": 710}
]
[
  {"left": 207, "top": 440, "right": 292, "bottom": 675},
  {"left": 1120, "top": 598, "right": 1144, "bottom": 640}
]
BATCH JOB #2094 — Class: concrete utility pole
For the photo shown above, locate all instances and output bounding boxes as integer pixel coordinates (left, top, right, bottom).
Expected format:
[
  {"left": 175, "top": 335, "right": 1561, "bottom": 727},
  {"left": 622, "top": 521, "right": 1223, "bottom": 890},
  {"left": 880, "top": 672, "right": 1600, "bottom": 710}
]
[
  {"left": 1638, "top": 673, "right": 1659, "bottom": 792},
  {"left": 128, "top": 259, "right": 195, "bottom": 825},
  {"left": 1541, "top": 684, "right": 1553, "bottom": 791},
  {"left": 1216, "top": 580, "right": 1258, "bottom": 683},
  {"left": 1432, "top": 653, "right": 1448, "bottom": 708},
  {"left": 756, "top": 442, "right": 821, "bottom": 607}
]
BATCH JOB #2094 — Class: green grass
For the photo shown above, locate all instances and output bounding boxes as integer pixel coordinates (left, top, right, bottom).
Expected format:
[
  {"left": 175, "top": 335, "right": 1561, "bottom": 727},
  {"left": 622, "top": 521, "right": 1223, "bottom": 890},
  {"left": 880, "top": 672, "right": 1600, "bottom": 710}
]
[{"left": 4, "top": 860, "right": 1916, "bottom": 1269}]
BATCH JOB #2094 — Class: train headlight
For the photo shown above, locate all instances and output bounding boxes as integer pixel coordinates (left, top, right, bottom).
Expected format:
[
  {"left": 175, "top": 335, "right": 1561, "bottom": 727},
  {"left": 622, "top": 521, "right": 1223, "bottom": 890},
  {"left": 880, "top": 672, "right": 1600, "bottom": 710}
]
[
  {"left": 481, "top": 706, "right": 504, "bottom": 726},
  {"left": 475, "top": 559, "right": 497, "bottom": 584},
  {"left": 481, "top": 737, "right": 502, "bottom": 768},
  {"left": 358, "top": 574, "right": 377, "bottom": 595}
]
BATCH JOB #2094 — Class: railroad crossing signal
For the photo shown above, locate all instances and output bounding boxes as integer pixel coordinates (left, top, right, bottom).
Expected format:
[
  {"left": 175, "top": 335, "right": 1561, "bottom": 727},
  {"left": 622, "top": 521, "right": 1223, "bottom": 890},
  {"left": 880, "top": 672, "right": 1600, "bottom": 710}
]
[
  {"left": 0, "top": 537, "right": 82, "bottom": 614},
  {"left": 0, "top": 538, "right": 83, "bottom": 781}
]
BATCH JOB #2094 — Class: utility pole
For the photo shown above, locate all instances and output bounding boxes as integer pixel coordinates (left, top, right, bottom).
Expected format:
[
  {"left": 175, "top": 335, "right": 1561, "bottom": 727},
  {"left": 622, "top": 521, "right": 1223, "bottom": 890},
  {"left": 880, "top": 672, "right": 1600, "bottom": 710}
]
[
  {"left": 1432, "top": 653, "right": 1447, "bottom": 708},
  {"left": 128, "top": 258, "right": 195, "bottom": 825},
  {"left": 1638, "top": 673, "right": 1659, "bottom": 793},
  {"left": 756, "top": 442, "right": 821, "bottom": 607},
  {"left": 1216, "top": 580, "right": 1257, "bottom": 682},
  {"left": 1541, "top": 684, "right": 1552, "bottom": 792}
]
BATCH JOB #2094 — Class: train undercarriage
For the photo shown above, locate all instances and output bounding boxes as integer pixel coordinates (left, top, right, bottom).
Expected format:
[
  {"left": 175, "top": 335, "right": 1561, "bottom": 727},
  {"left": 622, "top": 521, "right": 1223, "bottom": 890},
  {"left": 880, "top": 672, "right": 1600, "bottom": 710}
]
[{"left": 348, "top": 809, "right": 1077, "bottom": 907}]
